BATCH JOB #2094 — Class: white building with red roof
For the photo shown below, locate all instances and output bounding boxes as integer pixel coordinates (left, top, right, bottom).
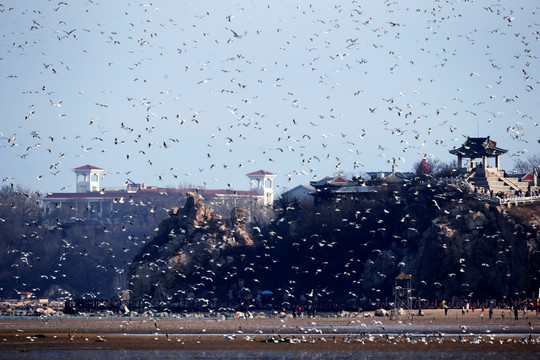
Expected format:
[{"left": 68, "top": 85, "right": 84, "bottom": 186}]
[{"left": 42, "top": 166, "right": 276, "bottom": 225}]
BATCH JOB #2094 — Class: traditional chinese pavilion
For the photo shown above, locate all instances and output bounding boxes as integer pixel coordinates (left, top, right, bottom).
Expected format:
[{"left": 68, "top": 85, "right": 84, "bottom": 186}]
[{"left": 449, "top": 136, "right": 507, "bottom": 177}]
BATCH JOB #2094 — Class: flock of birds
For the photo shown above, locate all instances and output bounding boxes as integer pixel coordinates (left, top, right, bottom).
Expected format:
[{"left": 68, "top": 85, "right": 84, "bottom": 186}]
[
  {"left": 0, "top": 6, "right": 539, "bottom": 360},
  {"left": 0, "top": 0, "right": 539, "bottom": 315},
  {"left": 0, "top": 0, "right": 538, "bottom": 194}
]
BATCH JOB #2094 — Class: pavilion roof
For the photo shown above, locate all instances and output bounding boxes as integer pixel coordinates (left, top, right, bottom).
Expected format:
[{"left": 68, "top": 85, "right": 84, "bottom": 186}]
[{"left": 449, "top": 136, "right": 507, "bottom": 157}]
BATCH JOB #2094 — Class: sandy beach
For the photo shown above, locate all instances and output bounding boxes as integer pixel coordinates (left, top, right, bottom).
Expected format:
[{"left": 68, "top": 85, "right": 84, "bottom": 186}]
[{"left": 0, "top": 309, "right": 539, "bottom": 357}]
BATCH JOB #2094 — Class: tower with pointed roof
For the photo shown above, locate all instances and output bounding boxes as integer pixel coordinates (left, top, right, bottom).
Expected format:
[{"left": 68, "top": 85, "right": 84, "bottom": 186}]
[
  {"left": 73, "top": 165, "right": 104, "bottom": 193},
  {"left": 246, "top": 170, "right": 276, "bottom": 206}
]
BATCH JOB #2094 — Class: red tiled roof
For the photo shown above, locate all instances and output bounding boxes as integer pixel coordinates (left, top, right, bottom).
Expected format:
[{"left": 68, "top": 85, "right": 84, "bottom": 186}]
[
  {"left": 136, "top": 188, "right": 184, "bottom": 194},
  {"left": 200, "top": 189, "right": 258, "bottom": 196},
  {"left": 45, "top": 188, "right": 260, "bottom": 199},
  {"left": 246, "top": 170, "right": 275, "bottom": 176},
  {"left": 45, "top": 191, "right": 131, "bottom": 199},
  {"left": 139, "top": 188, "right": 259, "bottom": 196},
  {"left": 72, "top": 165, "right": 103, "bottom": 171}
]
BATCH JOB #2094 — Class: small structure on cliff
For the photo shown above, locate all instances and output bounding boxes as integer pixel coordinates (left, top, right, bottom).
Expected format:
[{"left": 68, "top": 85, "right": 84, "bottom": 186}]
[
  {"left": 449, "top": 136, "right": 507, "bottom": 177},
  {"left": 449, "top": 137, "right": 530, "bottom": 194},
  {"left": 309, "top": 163, "right": 414, "bottom": 205},
  {"left": 309, "top": 175, "right": 375, "bottom": 205}
]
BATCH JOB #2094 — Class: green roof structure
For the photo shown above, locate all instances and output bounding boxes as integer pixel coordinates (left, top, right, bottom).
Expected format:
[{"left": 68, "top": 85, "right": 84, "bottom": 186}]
[
  {"left": 449, "top": 136, "right": 508, "bottom": 157},
  {"left": 449, "top": 136, "right": 507, "bottom": 175}
]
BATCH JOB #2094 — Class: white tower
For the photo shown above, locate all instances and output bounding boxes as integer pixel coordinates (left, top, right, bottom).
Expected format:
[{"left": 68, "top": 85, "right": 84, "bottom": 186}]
[
  {"left": 73, "top": 165, "right": 104, "bottom": 193},
  {"left": 246, "top": 170, "right": 277, "bottom": 206}
]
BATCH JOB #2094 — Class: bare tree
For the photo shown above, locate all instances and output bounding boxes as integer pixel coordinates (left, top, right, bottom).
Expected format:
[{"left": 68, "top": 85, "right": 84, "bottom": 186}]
[
  {"left": 0, "top": 185, "right": 41, "bottom": 231},
  {"left": 512, "top": 154, "right": 540, "bottom": 174},
  {"left": 411, "top": 158, "right": 456, "bottom": 178},
  {"left": 431, "top": 159, "right": 457, "bottom": 177}
]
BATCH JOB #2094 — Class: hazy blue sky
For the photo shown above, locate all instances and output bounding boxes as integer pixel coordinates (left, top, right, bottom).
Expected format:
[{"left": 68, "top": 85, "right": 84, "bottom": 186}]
[{"left": 1, "top": 1, "right": 538, "bottom": 195}]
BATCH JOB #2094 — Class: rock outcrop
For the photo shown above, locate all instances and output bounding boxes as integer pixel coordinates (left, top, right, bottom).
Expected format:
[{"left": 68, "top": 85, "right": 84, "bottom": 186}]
[{"left": 129, "top": 192, "right": 253, "bottom": 301}]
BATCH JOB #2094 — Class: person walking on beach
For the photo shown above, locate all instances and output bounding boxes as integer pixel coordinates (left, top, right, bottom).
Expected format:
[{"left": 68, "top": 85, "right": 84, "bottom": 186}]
[
  {"left": 489, "top": 307, "right": 493, "bottom": 320},
  {"left": 307, "top": 303, "right": 315, "bottom": 318},
  {"left": 514, "top": 306, "right": 519, "bottom": 320},
  {"left": 444, "top": 304, "right": 448, "bottom": 316}
]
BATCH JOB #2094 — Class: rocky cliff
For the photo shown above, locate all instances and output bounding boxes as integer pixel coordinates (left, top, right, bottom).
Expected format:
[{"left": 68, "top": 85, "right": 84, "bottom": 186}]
[{"left": 129, "top": 192, "right": 254, "bottom": 301}]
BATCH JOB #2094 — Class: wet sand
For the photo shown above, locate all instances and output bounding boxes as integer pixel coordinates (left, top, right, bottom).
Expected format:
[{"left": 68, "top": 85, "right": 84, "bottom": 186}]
[{"left": 0, "top": 309, "right": 539, "bottom": 354}]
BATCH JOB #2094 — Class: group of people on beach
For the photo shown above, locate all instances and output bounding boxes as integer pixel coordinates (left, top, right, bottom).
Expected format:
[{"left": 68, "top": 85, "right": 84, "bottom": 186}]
[
  {"left": 441, "top": 299, "right": 540, "bottom": 321},
  {"left": 292, "top": 304, "right": 317, "bottom": 318}
]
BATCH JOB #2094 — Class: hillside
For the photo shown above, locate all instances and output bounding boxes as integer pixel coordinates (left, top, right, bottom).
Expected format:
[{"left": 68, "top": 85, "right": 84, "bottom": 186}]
[{"left": 129, "top": 179, "right": 540, "bottom": 307}]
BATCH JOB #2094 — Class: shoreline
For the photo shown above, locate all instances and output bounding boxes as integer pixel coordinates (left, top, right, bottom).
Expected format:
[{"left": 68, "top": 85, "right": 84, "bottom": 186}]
[{"left": 0, "top": 309, "right": 539, "bottom": 353}]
